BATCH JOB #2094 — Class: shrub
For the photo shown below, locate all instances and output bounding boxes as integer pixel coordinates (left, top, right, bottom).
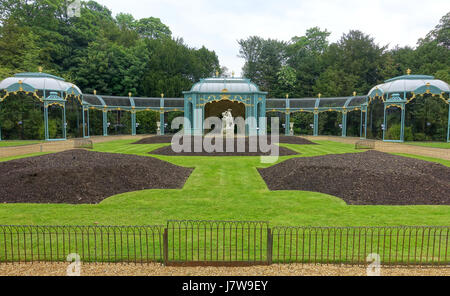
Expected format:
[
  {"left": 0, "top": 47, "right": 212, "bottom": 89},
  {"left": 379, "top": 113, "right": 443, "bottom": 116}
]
[{"left": 386, "top": 124, "right": 413, "bottom": 141}]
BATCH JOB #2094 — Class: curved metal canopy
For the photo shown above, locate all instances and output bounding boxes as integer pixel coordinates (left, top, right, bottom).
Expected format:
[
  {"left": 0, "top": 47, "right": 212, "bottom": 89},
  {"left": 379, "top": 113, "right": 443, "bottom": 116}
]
[
  {"left": 368, "top": 75, "right": 450, "bottom": 98},
  {"left": 187, "top": 77, "right": 264, "bottom": 94},
  {"left": 0, "top": 72, "right": 82, "bottom": 96}
]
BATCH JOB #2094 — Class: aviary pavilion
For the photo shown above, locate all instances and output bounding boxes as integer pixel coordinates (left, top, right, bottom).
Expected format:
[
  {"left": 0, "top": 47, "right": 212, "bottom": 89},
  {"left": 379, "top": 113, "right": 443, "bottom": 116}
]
[{"left": 0, "top": 70, "right": 449, "bottom": 142}]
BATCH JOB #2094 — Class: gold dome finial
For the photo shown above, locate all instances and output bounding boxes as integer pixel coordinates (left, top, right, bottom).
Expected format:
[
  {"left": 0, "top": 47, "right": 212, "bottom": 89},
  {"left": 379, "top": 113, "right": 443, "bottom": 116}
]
[
  {"left": 161, "top": 93, "right": 164, "bottom": 99},
  {"left": 38, "top": 66, "right": 43, "bottom": 73},
  {"left": 93, "top": 90, "right": 97, "bottom": 95},
  {"left": 216, "top": 71, "right": 219, "bottom": 77},
  {"left": 286, "top": 94, "right": 289, "bottom": 99},
  {"left": 318, "top": 93, "right": 322, "bottom": 99},
  {"left": 353, "top": 91, "right": 357, "bottom": 96},
  {"left": 406, "top": 69, "right": 411, "bottom": 75},
  {"left": 128, "top": 92, "right": 132, "bottom": 97}
]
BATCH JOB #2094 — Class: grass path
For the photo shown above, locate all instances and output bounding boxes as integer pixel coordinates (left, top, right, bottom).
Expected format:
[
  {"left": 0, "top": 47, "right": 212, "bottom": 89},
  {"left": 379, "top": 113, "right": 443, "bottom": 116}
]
[{"left": 0, "top": 140, "right": 448, "bottom": 227}]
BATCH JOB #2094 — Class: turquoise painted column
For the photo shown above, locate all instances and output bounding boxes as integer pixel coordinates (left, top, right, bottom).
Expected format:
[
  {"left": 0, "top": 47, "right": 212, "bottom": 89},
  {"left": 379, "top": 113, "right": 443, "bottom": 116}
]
[
  {"left": 192, "top": 95, "right": 203, "bottom": 136},
  {"left": 62, "top": 104, "right": 67, "bottom": 140},
  {"left": 44, "top": 104, "right": 49, "bottom": 140},
  {"left": 285, "top": 96, "right": 290, "bottom": 136},
  {"left": 342, "top": 111, "right": 348, "bottom": 137},
  {"left": 160, "top": 94, "right": 165, "bottom": 136},
  {"left": 360, "top": 110, "right": 363, "bottom": 139},
  {"left": 160, "top": 112, "right": 165, "bottom": 135},
  {"left": 382, "top": 105, "right": 387, "bottom": 141},
  {"left": 313, "top": 112, "right": 319, "bottom": 136},
  {"left": 0, "top": 104, "right": 2, "bottom": 141},
  {"left": 131, "top": 111, "right": 136, "bottom": 136},
  {"left": 82, "top": 106, "right": 86, "bottom": 138},
  {"left": 364, "top": 108, "right": 368, "bottom": 139},
  {"left": 447, "top": 100, "right": 450, "bottom": 143},
  {"left": 102, "top": 110, "right": 108, "bottom": 136},
  {"left": 400, "top": 104, "right": 406, "bottom": 142},
  {"left": 85, "top": 108, "right": 90, "bottom": 138},
  {"left": 261, "top": 97, "right": 267, "bottom": 135},
  {"left": 285, "top": 112, "right": 290, "bottom": 136}
]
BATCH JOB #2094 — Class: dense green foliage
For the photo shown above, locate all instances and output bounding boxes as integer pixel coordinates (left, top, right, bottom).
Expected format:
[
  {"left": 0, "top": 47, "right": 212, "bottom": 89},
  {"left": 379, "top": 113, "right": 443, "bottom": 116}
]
[
  {"left": 0, "top": 0, "right": 220, "bottom": 139},
  {"left": 0, "top": 0, "right": 220, "bottom": 97},
  {"left": 239, "top": 14, "right": 450, "bottom": 138}
]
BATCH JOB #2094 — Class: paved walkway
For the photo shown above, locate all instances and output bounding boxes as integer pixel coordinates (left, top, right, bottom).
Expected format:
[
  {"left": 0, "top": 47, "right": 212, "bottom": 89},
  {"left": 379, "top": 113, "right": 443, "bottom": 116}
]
[
  {"left": 0, "top": 135, "right": 148, "bottom": 158},
  {"left": 304, "top": 136, "right": 450, "bottom": 161}
]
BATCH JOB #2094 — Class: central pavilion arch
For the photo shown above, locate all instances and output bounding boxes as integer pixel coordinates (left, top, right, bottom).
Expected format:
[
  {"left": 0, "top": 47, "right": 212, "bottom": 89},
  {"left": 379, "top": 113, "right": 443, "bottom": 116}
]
[{"left": 182, "top": 77, "right": 268, "bottom": 136}]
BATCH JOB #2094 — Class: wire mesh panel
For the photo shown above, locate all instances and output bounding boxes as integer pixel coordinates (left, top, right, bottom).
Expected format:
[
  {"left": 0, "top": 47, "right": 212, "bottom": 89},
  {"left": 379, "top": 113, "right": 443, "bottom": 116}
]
[
  {"left": 166, "top": 220, "right": 269, "bottom": 266},
  {"left": 290, "top": 98, "right": 317, "bottom": 109},
  {"left": 82, "top": 94, "right": 104, "bottom": 107},
  {"left": 347, "top": 96, "right": 368, "bottom": 107},
  {"left": 319, "top": 97, "right": 349, "bottom": 108},
  {"left": 0, "top": 93, "right": 45, "bottom": 140},
  {"left": 101, "top": 96, "right": 131, "bottom": 107},
  {"left": 133, "top": 98, "right": 161, "bottom": 108},
  {"left": 164, "top": 98, "right": 185, "bottom": 108},
  {"left": 0, "top": 225, "right": 164, "bottom": 263},
  {"left": 66, "top": 96, "right": 83, "bottom": 139},
  {"left": 266, "top": 99, "right": 286, "bottom": 109},
  {"left": 272, "top": 227, "right": 449, "bottom": 266}
]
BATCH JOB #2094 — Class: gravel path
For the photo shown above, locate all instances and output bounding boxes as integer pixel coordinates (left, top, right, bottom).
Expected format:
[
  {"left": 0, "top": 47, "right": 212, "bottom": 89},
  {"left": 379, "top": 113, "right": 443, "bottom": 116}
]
[
  {"left": 0, "top": 263, "right": 448, "bottom": 276},
  {"left": 0, "top": 150, "right": 193, "bottom": 204},
  {"left": 259, "top": 150, "right": 450, "bottom": 205}
]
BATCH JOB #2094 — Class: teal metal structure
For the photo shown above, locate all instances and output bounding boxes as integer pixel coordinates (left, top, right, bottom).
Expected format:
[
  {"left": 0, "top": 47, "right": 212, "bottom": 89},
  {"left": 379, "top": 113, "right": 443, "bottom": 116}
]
[
  {"left": 1, "top": 72, "right": 449, "bottom": 142},
  {"left": 182, "top": 77, "right": 268, "bottom": 136},
  {"left": 0, "top": 72, "right": 83, "bottom": 141},
  {"left": 368, "top": 74, "right": 450, "bottom": 143}
]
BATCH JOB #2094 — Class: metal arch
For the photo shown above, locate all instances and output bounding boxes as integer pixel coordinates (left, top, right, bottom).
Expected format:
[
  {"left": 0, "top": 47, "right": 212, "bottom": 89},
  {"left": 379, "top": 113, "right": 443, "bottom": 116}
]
[
  {"left": 314, "top": 97, "right": 321, "bottom": 109},
  {"left": 95, "top": 94, "right": 107, "bottom": 108},
  {"left": 343, "top": 96, "right": 355, "bottom": 109},
  {"left": 129, "top": 96, "right": 136, "bottom": 109},
  {"left": 4, "top": 82, "right": 36, "bottom": 94}
]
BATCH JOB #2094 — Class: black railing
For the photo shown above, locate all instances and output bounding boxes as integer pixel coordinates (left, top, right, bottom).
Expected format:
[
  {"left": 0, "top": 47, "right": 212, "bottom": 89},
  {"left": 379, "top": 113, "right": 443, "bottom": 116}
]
[
  {"left": 272, "top": 226, "right": 449, "bottom": 266},
  {"left": 0, "top": 223, "right": 448, "bottom": 266}
]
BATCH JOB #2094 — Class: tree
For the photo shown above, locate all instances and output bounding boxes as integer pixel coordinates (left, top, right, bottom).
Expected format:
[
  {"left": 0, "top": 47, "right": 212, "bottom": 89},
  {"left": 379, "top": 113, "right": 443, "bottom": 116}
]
[
  {"left": 135, "top": 17, "right": 171, "bottom": 39},
  {"left": 238, "top": 36, "right": 287, "bottom": 96}
]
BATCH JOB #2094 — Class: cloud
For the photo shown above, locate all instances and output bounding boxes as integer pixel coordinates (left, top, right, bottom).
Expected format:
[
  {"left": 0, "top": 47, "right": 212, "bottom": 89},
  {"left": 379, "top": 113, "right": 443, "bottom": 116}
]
[{"left": 95, "top": 0, "right": 449, "bottom": 76}]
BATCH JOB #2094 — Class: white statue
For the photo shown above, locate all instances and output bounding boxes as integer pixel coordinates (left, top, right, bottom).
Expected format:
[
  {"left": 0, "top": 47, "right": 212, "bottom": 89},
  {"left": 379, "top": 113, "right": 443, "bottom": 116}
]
[{"left": 222, "top": 109, "right": 234, "bottom": 135}]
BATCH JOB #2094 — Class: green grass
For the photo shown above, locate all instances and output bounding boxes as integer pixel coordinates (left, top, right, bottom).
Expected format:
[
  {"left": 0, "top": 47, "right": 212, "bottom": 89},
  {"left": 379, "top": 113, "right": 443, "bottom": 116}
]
[
  {"left": 393, "top": 153, "right": 450, "bottom": 167},
  {"left": 0, "top": 139, "right": 448, "bottom": 228},
  {"left": 0, "top": 152, "right": 53, "bottom": 162},
  {"left": 0, "top": 140, "right": 43, "bottom": 147},
  {"left": 403, "top": 141, "right": 450, "bottom": 149}
]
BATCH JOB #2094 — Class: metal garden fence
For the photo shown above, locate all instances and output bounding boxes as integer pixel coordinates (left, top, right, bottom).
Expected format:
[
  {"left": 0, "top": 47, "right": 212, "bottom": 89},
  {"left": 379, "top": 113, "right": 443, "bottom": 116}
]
[{"left": 0, "top": 223, "right": 448, "bottom": 266}]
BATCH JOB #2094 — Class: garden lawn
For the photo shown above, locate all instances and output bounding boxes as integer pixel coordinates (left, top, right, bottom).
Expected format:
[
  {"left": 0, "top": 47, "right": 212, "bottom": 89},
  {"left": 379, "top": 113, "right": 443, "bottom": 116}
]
[
  {"left": 0, "top": 140, "right": 448, "bottom": 227},
  {"left": 403, "top": 142, "right": 450, "bottom": 149},
  {"left": 0, "top": 141, "right": 43, "bottom": 147}
]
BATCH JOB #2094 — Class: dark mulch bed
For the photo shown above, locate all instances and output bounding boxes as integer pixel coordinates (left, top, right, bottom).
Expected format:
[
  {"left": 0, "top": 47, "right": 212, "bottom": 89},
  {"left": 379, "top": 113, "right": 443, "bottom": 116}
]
[
  {"left": 134, "top": 135, "right": 316, "bottom": 145},
  {"left": 0, "top": 150, "right": 193, "bottom": 205},
  {"left": 148, "top": 136, "right": 299, "bottom": 156},
  {"left": 258, "top": 151, "right": 450, "bottom": 206}
]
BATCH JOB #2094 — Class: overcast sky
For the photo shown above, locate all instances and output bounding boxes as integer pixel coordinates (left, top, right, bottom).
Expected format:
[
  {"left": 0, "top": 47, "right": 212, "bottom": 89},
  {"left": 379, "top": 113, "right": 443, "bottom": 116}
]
[{"left": 96, "top": 0, "right": 449, "bottom": 76}]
